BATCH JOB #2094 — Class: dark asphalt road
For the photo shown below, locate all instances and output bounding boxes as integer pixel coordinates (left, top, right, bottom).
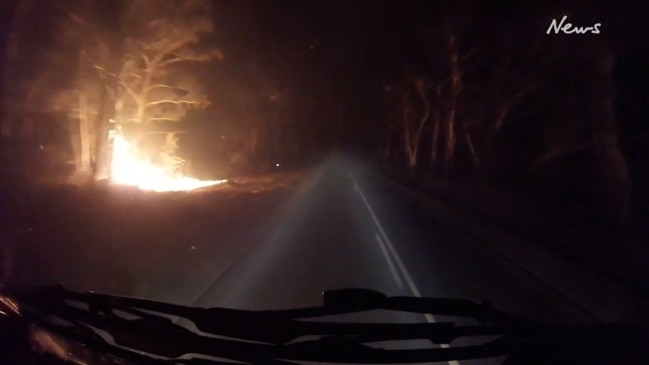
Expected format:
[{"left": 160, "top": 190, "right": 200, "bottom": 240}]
[
  {"left": 194, "top": 159, "right": 589, "bottom": 322},
  {"left": 8, "top": 158, "right": 598, "bottom": 364},
  {"left": 182, "top": 158, "right": 594, "bottom": 364}
]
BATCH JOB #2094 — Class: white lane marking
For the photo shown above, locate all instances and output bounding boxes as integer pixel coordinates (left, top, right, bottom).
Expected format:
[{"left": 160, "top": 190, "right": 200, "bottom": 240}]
[
  {"left": 352, "top": 179, "right": 422, "bottom": 297},
  {"left": 352, "top": 174, "right": 460, "bottom": 365},
  {"left": 376, "top": 233, "right": 404, "bottom": 288}
]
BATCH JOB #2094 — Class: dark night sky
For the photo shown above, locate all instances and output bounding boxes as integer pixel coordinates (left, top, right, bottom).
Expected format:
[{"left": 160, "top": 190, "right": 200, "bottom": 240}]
[
  {"left": 208, "top": 0, "right": 648, "bottom": 102},
  {"left": 1, "top": 1, "right": 647, "bottom": 106},
  {"left": 1, "top": 0, "right": 648, "bottom": 156},
  {"left": 206, "top": 0, "right": 649, "bottom": 149},
  {"left": 2, "top": 0, "right": 646, "bottom": 119}
]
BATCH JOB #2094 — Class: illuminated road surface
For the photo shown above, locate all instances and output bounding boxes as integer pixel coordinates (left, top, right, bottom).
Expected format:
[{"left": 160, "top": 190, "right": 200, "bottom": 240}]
[
  {"left": 184, "top": 159, "right": 592, "bottom": 364},
  {"left": 11, "top": 158, "right": 595, "bottom": 364},
  {"left": 192, "top": 160, "right": 589, "bottom": 319}
]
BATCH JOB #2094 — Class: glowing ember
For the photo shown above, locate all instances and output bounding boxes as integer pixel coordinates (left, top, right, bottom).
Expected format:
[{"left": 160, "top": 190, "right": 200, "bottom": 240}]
[{"left": 110, "top": 132, "right": 226, "bottom": 192}]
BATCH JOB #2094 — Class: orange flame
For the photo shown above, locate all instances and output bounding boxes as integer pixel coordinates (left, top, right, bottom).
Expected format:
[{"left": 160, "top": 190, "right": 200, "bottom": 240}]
[{"left": 110, "top": 132, "right": 226, "bottom": 192}]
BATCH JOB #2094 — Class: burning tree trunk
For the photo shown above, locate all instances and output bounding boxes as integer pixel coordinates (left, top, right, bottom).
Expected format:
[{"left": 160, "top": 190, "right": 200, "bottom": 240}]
[
  {"left": 78, "top": 92, "right": 92, "bottom": 174},
  {"left": 75, "top": 48, "right": 96, "bottom": 176},
  {"left": 93, "top": 82, "right": 114, "bottom": 179}
]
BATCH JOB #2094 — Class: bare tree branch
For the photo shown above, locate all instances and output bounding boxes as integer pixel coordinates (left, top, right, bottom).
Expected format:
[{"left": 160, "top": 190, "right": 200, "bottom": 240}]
[
  {"left": 150, "top": 36, "right": 196, "bottom": 66},
  {"left": 146, "top": 99, "right": 203, "bottom": 107},
  {"left": 149, "top": 117, "right": 183, "bottom": 122},
  {"left": 55, "top": 4, "right": 85, "bottom": 25},
  {"left": 158, "top": 55, "right": 209, "bottom": 68},
  {"left": 145, "top": 84, "right": 185, "bottom": 94},
  {"left": 120, "top": 80, "right": 141, "bottom": 104},
  {"left": 142, "top": 54, "right": 151, "bottom": 67},
  {"left": 93, "top": 65, "right": 117, "bottom": 77},
  {"left": 532, "top": 137, "right": 610, "bottom": 169}
]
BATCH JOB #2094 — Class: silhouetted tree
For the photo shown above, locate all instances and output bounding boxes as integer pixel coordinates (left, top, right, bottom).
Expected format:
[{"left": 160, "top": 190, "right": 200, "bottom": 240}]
[{"left": 44, "top": 0, "right": 221, "bottom": 178}]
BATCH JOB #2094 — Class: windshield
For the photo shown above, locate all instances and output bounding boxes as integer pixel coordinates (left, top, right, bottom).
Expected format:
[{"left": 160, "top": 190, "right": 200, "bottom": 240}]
[{"left": 0, "top": 1, "right": 647, "bottom": 364}]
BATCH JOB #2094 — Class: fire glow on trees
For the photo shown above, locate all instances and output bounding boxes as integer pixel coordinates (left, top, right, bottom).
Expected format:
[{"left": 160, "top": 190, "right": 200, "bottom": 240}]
[{"left": 109, "top": 130, "right": 226, "bottom": 192}]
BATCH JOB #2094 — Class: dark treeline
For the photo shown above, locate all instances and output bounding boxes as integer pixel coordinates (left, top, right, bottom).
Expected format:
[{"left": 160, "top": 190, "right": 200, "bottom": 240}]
[
  {"left": 341, "top": 1, "right": 647, "bottom": 226},
  {"left": 0, "top": 1, "right": 647, "bottom": 224}
]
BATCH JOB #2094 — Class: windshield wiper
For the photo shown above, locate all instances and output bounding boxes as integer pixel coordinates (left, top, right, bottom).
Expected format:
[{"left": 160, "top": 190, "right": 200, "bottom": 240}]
[{"left": 2, "top": 285, "right": 646, "bottom": 364}]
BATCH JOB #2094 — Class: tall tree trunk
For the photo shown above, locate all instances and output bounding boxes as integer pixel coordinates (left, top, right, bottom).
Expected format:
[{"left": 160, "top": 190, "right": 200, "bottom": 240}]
[
  {"left": 402, "top": 102, "right": 415, "bottom": 168},
  {"left": 78, "top": 92, "right": 91, "bottom": 174},
  {"left": 101, "top": 33, "right": 125, "bottom": 180},
  {"left": 270, "top": 102, "right": 281, "bottom": 163},
  {"left": 443, "top": 34, "right": 461, "bottom": 176},
  {"left": 384, "top": 126, "right": 393, "bottom": 161},
  {"left": 444, "top": 108, "right": 457, "bottom": 174},
  {"left": 1, "top": 0, "right": 31, "bottom": 137},
  {"left": 408, "top": 147, "right": 417, "bottom": 168},
  {"left": 134, "top": 95, "right": 147, "bottom": 124},
  {"left": 464, "top": 120, "right": 480, "bottom": 166},
  {"left": 430, "top": 108, "right": 440, "bottom": 173},
  {"left": 402, "top": 79, "right": 430, "bottom": 170},
  {"left": 95, "top": 54, "right": 121, "bottom": 180},
  {"left": 94, "top": 87, "right": 112, "bottom": 179},
  {"left": 494, "top": 103, "right": 509, "bottom": 131},
  {"left": 134, "top": 64, "right": 155, "bottom": 124},
  {"left": 75, "top": 47, "right": 95, "bottom": 177},
  {"left": 590, "top": 52, "right": 632, "bottom": 225},
  {"left": 69, "top": 120, "right": 81, "bottom": 174},
  {"left": 430, "top": 84, "right": 442, "bottom": 174}
]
